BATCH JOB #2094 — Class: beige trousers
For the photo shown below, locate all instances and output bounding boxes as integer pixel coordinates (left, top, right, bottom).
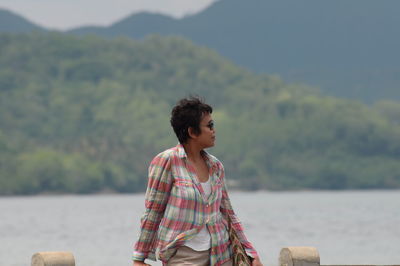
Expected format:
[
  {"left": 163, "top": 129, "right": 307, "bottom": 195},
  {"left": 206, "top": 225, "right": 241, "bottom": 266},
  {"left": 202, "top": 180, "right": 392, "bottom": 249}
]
[{"left": 166, "top": 245, "right": 232, "bottom": 266}]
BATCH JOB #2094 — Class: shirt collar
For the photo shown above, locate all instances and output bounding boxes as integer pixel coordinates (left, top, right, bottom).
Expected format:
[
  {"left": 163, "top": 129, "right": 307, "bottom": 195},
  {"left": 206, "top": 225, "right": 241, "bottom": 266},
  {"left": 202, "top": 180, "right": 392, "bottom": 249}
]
[
  {"left": 176, "top": 143, "right": 218, "bottom": 171},
  {"left": 177, "top": 143, "right": 187, "bottom": 159}
]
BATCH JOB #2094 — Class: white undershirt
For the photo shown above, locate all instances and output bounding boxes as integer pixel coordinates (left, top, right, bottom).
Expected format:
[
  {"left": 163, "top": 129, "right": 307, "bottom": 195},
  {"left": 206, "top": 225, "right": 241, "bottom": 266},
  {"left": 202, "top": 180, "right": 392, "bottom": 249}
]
[{"left": 184, "top": 178, "right": 212, "bottom": 251}]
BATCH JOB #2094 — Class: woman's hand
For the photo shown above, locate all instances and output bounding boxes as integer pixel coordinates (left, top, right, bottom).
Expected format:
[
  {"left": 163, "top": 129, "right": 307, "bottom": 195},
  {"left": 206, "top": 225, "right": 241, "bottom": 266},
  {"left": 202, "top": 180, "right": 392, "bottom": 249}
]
[
  {"left": 133, "top": 260, "right": 151, "bottom": 266},
  {"left": 252, "top": 257, "right": 263, "bottom": 266}
]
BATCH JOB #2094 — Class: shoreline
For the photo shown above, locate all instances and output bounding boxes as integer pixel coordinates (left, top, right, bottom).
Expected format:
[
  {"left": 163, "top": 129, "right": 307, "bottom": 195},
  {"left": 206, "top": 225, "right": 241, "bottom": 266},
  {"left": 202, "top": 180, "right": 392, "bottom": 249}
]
[{"left": 1, "top": 188, "right": 400, "bottom": 198}]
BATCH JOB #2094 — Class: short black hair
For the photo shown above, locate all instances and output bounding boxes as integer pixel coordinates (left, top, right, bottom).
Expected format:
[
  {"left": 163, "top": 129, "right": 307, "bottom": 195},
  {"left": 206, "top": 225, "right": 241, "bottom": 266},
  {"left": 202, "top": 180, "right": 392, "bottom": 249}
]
[{"left": 170, "top": 97, "right": 213, "bottom": 144}]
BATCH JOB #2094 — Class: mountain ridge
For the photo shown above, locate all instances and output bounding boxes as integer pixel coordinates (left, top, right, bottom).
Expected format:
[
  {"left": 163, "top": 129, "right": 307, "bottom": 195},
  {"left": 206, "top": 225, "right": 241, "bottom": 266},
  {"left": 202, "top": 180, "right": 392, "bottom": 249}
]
[
  {"left": 1, "top": 1, "right": 400, "bottom": 102},
  {"left": 0, "top": 9, "right": 45, "bottom": 32},
  {"left": 68, "top": 0, "right": 400, "bottom": 102}
]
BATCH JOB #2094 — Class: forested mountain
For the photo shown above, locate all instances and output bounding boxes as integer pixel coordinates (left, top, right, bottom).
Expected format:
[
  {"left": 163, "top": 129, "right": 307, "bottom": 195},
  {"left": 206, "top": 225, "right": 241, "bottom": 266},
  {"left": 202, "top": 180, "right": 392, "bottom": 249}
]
[
  {"left": 0, "top": 9, "right": 44, "bottom": 33},
  {"left": 68, "top": 0, "right": 400, "bottom": 103},
  {"left": 1, "top": 33, "right": 400, "bottom": 195},
  {"left": 1, "top": 1, "right": 400, "bottom": 102}
]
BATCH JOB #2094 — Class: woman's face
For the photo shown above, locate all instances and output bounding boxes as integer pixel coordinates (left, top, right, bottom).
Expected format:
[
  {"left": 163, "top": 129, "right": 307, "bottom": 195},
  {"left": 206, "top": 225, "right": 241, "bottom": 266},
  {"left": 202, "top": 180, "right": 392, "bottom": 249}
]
[{"left": 195, "top": 113, "right": 216, "bottom": 149}]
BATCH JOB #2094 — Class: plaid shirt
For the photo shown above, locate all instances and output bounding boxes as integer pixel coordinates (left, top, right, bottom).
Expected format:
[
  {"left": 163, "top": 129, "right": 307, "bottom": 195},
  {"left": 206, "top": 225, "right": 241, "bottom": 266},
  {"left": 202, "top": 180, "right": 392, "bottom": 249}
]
[{"left": 132, "top": 144, "right": 259, "bottom": 265}]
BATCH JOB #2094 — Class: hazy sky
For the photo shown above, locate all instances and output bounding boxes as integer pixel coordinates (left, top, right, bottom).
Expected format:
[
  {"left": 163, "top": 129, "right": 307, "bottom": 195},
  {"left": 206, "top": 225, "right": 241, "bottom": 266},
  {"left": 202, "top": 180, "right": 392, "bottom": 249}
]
[{"left": 0, "top": 0, "right": 216, "bottom": 30}]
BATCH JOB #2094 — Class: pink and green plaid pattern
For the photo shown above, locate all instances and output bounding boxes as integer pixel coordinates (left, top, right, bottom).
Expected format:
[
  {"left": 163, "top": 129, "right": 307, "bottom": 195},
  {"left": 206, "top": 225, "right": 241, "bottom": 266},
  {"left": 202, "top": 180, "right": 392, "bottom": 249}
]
[{"left": 132, "top": 144, "right": 259, "bottom": 265}]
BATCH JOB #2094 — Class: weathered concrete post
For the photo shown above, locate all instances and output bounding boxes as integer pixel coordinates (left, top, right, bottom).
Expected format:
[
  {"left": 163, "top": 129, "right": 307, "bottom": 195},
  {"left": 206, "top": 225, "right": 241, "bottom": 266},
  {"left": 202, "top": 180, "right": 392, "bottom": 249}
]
[
  {"left": 280, "top": 247, "right": 320, "bottom": 266},
  {"left": 31, "top": 252, "right": 75, "bottom": 266}
]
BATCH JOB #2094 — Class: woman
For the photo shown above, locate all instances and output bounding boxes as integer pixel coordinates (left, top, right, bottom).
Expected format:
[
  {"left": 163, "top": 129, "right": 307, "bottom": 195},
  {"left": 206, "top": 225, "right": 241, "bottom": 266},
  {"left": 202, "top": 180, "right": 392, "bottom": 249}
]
[{"left": 132, "top": 97, "right": 263, "bottom": 266}]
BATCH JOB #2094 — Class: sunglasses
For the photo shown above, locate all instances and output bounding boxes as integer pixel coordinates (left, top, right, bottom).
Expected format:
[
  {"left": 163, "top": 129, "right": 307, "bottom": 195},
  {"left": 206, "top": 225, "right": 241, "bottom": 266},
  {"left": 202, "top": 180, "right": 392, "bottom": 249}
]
[{"left": 203, "top": 121, "right": 215, "bottom": 130}]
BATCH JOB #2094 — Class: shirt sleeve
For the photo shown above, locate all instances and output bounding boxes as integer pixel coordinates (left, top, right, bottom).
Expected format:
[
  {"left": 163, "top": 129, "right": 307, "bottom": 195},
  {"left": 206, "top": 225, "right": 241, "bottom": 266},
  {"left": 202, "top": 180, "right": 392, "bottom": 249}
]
[
  {"left": 132, "top": 153, "right": 173, "bottom": 262},
  {"left": 219, "top": 162, "right": 260, "bottom": 259}
]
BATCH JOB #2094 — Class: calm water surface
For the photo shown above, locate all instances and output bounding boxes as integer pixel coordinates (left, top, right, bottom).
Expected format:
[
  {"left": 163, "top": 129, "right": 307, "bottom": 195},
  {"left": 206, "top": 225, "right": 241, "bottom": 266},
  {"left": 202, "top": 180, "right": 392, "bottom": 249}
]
[{"left": 0, "top": 191, "right": 399, "bottom": 266}]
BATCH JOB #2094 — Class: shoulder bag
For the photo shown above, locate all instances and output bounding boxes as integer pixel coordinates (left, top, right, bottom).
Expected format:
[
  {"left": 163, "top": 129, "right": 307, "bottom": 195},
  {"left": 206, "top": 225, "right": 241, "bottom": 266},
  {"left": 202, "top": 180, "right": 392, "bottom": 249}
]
[{"left": 227, "top": 214, "right": 252, "bottom": 266}]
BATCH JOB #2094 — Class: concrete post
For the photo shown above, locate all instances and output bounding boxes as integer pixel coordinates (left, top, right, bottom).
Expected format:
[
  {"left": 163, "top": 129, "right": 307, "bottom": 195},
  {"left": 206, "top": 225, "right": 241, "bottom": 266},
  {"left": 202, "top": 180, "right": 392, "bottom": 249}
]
[
  {"left": 31, "top": 252, "right": 75, "bottom": 266},
  {"left": 280, "top": 247, "right": 320, "bottom": 266}
]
